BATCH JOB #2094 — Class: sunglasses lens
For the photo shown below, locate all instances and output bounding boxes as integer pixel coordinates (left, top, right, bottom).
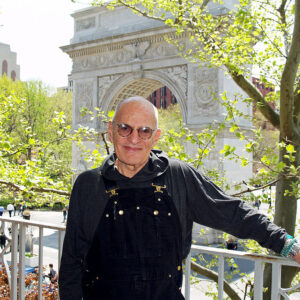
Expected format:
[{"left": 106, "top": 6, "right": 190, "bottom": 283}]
[
  {"left": 138, "top": 127, "right": 153, "bottom": 139},
  {"left": 117, "top": 124, "right": 132, "bottom": 137},
  {"left": 115, "top": 123, "right": 154, "bottom": 139}
]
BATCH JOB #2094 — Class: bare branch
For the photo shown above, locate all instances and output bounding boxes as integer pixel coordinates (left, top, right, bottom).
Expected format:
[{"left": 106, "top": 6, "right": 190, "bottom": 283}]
[
  {"left": 183, "top": 260, "right": 242, "bottom": 300},
  {"left": 0, "top": 180, "right": 71, "bottom": 197},
  {"left": 116, "top": 0, "right": 166, "bottom": 22},
  {"left": 200, "top": 0, "right": 210, "bottom": 10},
  {"left": 101, "top": 132, "right": 110, "bottom": 155},
  {"left": 231, "top": 179, "right": 279, "bottom": 197},
  {"left": 228, "top": 71, "right": 280, "bottom": 129}
]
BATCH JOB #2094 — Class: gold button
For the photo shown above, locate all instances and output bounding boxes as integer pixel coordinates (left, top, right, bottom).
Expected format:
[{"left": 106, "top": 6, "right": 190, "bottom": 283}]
[
  {"left": 179, "top": 287, "right": 182, "bottom": 290},
  {"left": 158, "top": 198, "right": 161, "bottom": 201},
  {"left": 168, "top": 274, "right": 172, "bottom": 278},
  {"left": 177, "top": 265, "right": 181, "bottom": 271},
  {"left": 136, "top": 206, "right": 140, "bottom": 210},
  {"left": 168, "top": 212, "right": 171, "bottom": 216},
  {"left": 119, "top": 210, "right": 124, "bottom": 215},
  {"left": 154, "top": 210, "right": 159, "bottom": 215},
  {"left": 114, "top": 201, "right": 118, "bottom": 204},
  {"left": 105, "top": 214, "right": 109, "bottom": 218},
  {"left": 96, "top": 276, "right": 99, "bottom": 280}
]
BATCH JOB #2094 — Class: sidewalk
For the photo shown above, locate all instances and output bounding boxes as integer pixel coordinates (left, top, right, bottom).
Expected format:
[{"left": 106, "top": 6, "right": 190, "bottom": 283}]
[{"left": 2, "top": 210, "right": 64, "bottom": 274}]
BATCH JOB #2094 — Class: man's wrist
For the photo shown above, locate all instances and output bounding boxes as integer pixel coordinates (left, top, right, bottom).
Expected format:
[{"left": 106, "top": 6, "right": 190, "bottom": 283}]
[
  {"left": 281, "top": 235, "right": 300, "bottom": 259},
  {"left": 288, "top": 242, "right": 300, "bottom": 259}
]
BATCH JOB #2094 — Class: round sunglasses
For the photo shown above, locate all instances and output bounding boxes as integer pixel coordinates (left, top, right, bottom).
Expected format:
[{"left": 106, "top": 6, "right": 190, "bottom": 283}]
[{"left": 114, "top": 123, "right": 156, "bottom": 140}]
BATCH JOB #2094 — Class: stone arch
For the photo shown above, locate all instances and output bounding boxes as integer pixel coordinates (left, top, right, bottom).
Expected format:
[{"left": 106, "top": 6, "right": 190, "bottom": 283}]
[
  {"left": 100, "top": 70, "right": 187, "bottom": 126},
  {"left": 64, "top": 4, "right": 253, "bottom": 189}
]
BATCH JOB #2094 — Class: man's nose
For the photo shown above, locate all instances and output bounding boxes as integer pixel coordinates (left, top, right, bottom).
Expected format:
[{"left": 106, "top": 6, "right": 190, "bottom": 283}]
[{"left": 128, "top": 129, "right": 140, "bottom": 144}]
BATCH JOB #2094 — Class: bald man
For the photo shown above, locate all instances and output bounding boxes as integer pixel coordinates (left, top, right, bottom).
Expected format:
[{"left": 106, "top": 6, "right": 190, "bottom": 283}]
[{"left": 59, "top": 96, "right": 300, "bottom": 300}]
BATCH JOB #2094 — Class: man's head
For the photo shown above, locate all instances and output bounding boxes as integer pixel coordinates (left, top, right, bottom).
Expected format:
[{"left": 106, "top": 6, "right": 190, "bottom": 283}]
[
  {"left": 49, "top": 264, "right": 53, "bottom": 269},
  {"left": 108, "top": 96, "right": 161, "bottom": 177}
]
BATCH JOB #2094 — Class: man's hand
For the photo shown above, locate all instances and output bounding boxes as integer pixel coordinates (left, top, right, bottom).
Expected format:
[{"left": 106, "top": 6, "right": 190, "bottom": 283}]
[{"left": 293, "top": 251, "right": 300, "bottom": 264}]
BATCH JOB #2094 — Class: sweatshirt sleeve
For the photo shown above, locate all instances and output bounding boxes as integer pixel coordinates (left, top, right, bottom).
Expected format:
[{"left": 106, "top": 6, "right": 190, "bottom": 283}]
[
  {"left": 180, "top": 162, "right": 287, "bottom": 254},
  {"left": 59, "top": 177, "right": 84, "bottom": 300}
]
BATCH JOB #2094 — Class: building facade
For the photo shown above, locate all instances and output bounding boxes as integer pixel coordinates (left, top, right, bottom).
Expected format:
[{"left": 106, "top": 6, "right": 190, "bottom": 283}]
[{"left": 0, "top": 42, "right": 20, "bottom": 81}]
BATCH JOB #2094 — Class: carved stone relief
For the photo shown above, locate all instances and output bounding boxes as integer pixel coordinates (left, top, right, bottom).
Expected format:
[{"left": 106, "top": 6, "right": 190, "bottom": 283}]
[
  {"left": 75, "top": 17, "right": 96, "bottom": 32},
  {"left": 72, "top": 39, "right": 183, "bottom": 72},
  {"left": 123, "top": 41, "right": 150, "bottom": 60},
  {"left": 98, "top": 74, "right": 123, "bottom": 108},
  {"left": 75, "top": 81, "right": 94, "bottom": 124},
  {"left": 144, "top": 41, "right": 178, "bottom": 59},
  {"left": 159, "top": 65, "right": 187, "bottom": 97},
  {"left": 190, "top": 67, "right": 219, "bottom": 118}
]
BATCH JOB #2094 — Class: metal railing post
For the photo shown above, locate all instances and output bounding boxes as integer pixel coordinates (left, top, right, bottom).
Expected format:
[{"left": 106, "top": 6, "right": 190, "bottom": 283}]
[
  {"left": 217, "top": 255, "right": 224, "bottom": 300},
  {"left": 185, "top": 252, "right": 191, "bottom": 300},
  {"left": 253, "top": 259, "right": 264, "bottom": 300},
  {"left": 11, "top": 222, "right": 18, "bottom": 300},
  {"left": 38, "top": 227, "right": 44, "bottom": 300},
  {"left": 18, "top": 224, "right": 26, "bottom": 300}
]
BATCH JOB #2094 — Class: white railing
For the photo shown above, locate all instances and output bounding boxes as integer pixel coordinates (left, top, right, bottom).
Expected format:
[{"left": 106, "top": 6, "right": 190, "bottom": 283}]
[
  {"left": 0, "top": 216, "right": 299, "bottom": 300},
  {"left": 0, "top": 216, "right": 65, "bottom": 300},
  {"left": 185, "top": 245, "right": 300, "bottom": 300}
]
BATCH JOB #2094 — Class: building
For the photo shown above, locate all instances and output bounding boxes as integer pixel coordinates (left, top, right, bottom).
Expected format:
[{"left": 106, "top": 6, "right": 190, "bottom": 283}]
[
  {"left": 0, "top": 42, "right": 20, "bottom": 81},
  {"left": 147, "top": 86, "right": 177, "bottom": 109}
]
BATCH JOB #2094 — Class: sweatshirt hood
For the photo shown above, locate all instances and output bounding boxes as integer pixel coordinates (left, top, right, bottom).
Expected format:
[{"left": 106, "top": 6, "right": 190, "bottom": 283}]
[{"left": 101, "top": 149, "right": 169, "bottom": 183}]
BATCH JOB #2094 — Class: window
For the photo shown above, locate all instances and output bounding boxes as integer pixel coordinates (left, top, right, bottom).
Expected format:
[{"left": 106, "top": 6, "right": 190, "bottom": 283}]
[
  {"left": 11, "top": 70, "right": 16, "bottom": 81},
  {"left": 2, "top": 60, "right": 8, "bottom": 75}
]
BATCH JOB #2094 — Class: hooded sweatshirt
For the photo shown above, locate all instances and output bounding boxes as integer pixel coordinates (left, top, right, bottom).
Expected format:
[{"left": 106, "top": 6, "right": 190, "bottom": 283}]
[{"left": 59, "top": 150, "right": 287, "bottom": 300}]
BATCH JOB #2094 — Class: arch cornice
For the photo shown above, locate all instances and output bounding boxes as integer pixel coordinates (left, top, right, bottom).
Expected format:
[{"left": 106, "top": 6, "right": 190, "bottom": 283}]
[
  {"left": 61, "top": 29, "right": 190, "bottom": 60},
  {"left": 99, "top": 68, "right": 187, "bottom": 129}
]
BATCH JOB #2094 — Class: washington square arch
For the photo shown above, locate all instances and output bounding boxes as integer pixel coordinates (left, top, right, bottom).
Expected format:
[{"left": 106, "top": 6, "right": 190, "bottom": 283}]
[{"left": 61, "top": 2, "right": 252, "bottom": 243}]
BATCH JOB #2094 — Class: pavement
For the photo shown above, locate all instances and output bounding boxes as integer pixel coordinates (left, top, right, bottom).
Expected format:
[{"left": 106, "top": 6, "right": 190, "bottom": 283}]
[{"left": 1, "top": 210, "right": 64, "bottom": 277}]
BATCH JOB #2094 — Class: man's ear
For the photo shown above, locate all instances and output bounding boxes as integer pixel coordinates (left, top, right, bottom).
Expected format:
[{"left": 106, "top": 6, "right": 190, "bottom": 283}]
[
  {"left": 108, "top": 121, "right": 113, "bottom": 142},
  {"left": 153, "top": 128, "right": 161, "bottom": 146}
]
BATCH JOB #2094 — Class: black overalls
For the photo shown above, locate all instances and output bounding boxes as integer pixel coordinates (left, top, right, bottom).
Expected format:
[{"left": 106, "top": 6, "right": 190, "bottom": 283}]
[{"left": 82, "top": 176, "right": 184, "bottom": 300}]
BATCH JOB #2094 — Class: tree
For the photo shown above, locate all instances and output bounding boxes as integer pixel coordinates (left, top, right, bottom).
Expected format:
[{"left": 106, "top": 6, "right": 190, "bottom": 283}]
[
  {"left": 91, "top": 0, "right": 300, "bottom": 298},
  {"left": 0, "top": 77, "right": 72, "bottom": 207}
]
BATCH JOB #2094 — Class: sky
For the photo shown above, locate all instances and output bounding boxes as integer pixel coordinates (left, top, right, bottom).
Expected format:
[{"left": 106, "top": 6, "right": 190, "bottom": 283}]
[{"left": 0, "top": 0, "right": 92, "bottom": 88}]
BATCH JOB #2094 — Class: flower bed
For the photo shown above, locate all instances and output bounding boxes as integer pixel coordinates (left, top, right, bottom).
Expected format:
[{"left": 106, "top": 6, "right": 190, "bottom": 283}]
[{"left": 0, "top": 263, "right": 59, "bottom": 299}]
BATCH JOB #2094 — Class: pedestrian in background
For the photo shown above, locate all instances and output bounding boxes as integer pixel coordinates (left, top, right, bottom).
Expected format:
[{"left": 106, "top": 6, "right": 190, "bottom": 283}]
[
  {"left": 62, "top": 207, "right": 67, "bottom": 223},
  {"left": 7, "top": 203, "right": 14, "bottom": 217},
  {"left": 0, "top": 232, "right": 6, "bottom": 249},
  {"left": 0, "top": 206, "right": 4, "bottom": 216}
]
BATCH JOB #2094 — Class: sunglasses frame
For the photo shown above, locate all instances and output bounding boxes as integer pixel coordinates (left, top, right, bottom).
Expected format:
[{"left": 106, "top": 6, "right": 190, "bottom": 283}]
[{"left": 114, "top": 123, "right": 156, "bottom": 140}]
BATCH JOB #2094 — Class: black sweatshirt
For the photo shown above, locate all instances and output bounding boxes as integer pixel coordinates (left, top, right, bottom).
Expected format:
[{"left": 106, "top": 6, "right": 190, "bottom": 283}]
[{"left": 59, "top": 150, "right": 287, "bottom": 299}]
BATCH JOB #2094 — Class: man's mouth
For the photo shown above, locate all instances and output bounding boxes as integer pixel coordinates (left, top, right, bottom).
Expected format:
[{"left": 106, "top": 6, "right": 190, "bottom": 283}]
[{"left": 123, "top": 146, "right": 142, "bottom": 152}]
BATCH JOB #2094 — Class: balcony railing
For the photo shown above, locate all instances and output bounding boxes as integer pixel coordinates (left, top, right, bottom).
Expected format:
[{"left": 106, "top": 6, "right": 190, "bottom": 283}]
[{"left": 0, "top": 216, "right": 299, "bottom": 300}]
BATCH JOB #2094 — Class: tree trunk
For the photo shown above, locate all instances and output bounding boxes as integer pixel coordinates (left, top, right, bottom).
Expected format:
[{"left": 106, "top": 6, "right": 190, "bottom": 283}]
[{"left": 263, "top": 143, "right": 300, "bottom": 299}]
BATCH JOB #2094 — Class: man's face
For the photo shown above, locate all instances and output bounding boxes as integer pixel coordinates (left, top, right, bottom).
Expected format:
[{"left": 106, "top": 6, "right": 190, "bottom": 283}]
[{"left": 108, "top": 101, "right": 161, "bottom": 172}]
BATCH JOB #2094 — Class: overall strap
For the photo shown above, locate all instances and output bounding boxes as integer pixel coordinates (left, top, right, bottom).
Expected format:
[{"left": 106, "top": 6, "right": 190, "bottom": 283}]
[
  {"left": 102, "top": 176, "right": 119, "bottom": 198},
  {"left": 152, "top": 173, "right": 168, "bottom": 196}
]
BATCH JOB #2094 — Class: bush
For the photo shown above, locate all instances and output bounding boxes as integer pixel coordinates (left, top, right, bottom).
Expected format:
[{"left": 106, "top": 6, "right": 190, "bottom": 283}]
[
  {"left": 52, "top": 202, "right": 64, "bottom": 211},
  {"left": 0, "top": 197, "right": 15, "bottom": 207}
]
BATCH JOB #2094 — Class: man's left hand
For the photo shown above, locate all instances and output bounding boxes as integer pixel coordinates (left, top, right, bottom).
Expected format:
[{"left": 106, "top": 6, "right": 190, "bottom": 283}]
[{"left": 293, "top": 251, "right": 300, "bottom": 264}]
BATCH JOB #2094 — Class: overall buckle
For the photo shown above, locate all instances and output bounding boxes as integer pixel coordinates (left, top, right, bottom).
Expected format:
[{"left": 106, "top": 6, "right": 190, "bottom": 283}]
[{"left": 152, "top": 183, "right": 166, "bottom": 193}]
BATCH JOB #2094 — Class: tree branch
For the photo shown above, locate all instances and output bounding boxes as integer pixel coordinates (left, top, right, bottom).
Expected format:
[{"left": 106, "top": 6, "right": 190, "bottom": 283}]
[
  {"left": 101, "top": 132, "right": 110, "bottom": 155},
  {"left": 227, "top": 70, "right": 280, "bottom": 129},
  {"left": 280, "top": 0, "right": 300, "bottom": 141},
  {"left": 294, "top": 82, "right": 300, "bottom": 128},
  {"left": 183, "top": 260, "right": 242, "bottom": 300},
  {"left": 116, "top": 0, "right": 167, "bottom": 22},
  {"left": 231, "top": 179, "right": 279, "bottom": 197},
  {"left": 0, "top": 180, "right": 71, "bottom": 197}
]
